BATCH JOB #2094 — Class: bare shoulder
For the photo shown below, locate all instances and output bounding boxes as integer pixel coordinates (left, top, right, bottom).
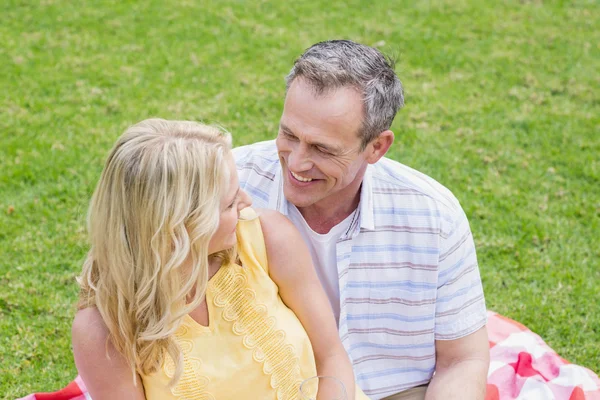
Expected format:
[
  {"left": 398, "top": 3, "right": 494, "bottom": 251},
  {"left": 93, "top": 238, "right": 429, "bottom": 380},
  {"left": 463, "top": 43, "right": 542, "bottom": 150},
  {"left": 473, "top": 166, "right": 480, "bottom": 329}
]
[
  {"left": 72, "top": 307, "right": 113, "bottom": 372},
  {"left": 256, "top": 208, "right": 312, "bottom": 283},
  {"left": 257, "top": 208, "right": 303, "bottom": 255},
  {"left": 257, "top": 208, "right": 296, "bottom": 237},
  {"left": 72, "top": 307, "right": 145, "bottom": 399},
  {"left": 72, "top": 307, "right": 109, "bottom": 348}
]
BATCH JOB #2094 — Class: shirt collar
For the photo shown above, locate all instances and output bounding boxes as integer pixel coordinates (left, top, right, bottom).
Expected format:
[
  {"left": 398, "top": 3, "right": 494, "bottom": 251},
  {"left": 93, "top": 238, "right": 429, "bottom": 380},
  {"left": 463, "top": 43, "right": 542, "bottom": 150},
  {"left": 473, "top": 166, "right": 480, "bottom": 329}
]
[
  {"left": 274, "top": 162, "right": 374, "bottom": 231},
  {"left": 358, "top": 165, "right": 375, "bottom": 231},
  {"left": 272, "top": 166, "right": 289, "bottom": 216}
]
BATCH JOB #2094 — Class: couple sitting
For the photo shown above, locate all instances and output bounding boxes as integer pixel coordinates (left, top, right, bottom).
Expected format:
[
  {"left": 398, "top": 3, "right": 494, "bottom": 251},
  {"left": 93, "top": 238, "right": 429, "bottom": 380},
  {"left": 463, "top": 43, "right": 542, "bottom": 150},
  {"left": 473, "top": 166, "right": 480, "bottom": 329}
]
[{"left": 72, "top": 40, "right": 489, "bottom": 400}]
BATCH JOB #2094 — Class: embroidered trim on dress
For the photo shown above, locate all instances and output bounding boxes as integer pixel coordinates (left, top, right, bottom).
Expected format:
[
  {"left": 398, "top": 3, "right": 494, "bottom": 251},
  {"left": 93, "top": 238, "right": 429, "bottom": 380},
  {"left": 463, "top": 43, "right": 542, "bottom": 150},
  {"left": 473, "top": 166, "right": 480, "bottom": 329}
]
[
  {"left": 164, "top": 324, "right": 215, "bottom": 400},
  {"left": 212, "top": 265, "right": 303, "bottom": 399}
]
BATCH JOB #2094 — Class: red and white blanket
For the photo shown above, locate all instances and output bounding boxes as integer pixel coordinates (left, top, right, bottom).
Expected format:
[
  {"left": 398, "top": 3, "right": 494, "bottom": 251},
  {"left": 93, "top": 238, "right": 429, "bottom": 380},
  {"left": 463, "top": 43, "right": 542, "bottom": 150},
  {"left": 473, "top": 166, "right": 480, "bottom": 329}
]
[
  {"left": 18, "top": 311, "right": 600, "bottom": 400},
  {"left": 485, "top": 311, "right": 599, "bottom": 400}
]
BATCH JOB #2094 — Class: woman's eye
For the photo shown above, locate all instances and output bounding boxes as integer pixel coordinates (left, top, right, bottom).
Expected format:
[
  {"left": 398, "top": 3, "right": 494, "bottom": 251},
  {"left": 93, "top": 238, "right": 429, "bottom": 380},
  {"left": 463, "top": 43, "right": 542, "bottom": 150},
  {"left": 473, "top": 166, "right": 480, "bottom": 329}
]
[{"left": 228, "top": 194, "right": 240, "bottom": 209}]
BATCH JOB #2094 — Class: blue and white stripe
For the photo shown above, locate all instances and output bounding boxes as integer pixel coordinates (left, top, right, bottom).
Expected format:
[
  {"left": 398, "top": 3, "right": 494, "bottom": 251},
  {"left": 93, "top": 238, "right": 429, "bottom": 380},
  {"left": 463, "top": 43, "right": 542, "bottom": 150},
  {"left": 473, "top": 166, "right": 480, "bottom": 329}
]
[{"left": 233, "top": 140, "right": 487, "bottom": 399}]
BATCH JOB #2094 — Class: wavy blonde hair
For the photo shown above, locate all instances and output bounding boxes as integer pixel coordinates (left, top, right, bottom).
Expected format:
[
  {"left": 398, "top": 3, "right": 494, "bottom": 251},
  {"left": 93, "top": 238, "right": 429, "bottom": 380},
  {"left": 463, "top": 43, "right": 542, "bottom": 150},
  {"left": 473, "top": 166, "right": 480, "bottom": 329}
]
[{"left": 78, "top": 118, "right": 234, "bottom": 386}]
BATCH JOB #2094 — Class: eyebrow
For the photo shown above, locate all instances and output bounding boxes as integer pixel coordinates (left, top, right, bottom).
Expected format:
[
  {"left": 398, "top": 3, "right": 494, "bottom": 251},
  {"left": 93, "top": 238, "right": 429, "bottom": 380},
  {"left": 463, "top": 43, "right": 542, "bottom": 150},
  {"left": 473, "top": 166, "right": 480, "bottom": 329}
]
[{"left": 279, "top": 123, "right": 340, "bottom": 154}]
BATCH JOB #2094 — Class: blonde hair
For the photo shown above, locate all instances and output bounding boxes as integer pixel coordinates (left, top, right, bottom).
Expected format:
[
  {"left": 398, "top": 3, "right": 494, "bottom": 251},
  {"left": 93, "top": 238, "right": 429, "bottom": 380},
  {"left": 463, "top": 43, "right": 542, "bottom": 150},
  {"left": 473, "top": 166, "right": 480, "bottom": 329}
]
[{"left": 77, "top": 118, "right": 234, "bottom": 385}]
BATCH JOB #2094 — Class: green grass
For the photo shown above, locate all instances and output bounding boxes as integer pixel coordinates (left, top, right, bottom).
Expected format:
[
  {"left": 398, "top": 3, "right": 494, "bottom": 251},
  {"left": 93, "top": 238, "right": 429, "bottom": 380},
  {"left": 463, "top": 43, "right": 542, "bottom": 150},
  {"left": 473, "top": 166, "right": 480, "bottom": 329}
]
[{"left": 1, "top": 0, "right": 598, "bottom": 397}]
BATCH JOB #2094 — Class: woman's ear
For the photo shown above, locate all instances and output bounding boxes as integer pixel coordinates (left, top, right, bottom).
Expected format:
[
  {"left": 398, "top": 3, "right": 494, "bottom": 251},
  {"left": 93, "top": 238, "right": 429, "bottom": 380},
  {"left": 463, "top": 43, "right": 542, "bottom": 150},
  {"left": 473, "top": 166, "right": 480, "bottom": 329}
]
[{"left": 366, "top": 130, "right": 394, "bottom": 164}]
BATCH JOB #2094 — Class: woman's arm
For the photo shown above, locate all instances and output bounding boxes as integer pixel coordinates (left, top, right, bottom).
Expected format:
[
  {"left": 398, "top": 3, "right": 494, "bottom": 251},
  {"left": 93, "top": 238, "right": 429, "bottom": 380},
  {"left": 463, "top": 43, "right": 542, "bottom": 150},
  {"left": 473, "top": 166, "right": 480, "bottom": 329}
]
[
  {"left": 259, "top": 210, "right": 356, "bottom": 400},
  {"left": 72, "top": 307, "right": 146, "bottom": 400}
]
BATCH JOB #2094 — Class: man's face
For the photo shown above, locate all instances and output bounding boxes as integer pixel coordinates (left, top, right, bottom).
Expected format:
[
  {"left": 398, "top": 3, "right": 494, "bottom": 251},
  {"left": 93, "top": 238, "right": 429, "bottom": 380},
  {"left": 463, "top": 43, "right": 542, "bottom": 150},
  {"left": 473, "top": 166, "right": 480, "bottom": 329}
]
[{"left": 276, "top": 79, "right": 369, "bottom": 209}]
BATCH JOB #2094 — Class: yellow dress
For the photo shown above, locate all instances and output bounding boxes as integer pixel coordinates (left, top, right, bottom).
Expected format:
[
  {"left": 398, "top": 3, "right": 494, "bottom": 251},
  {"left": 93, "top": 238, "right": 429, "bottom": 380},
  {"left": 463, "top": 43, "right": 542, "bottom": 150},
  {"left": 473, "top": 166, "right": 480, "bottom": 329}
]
[{"left": 142, "top": 208, "right": 368, "bottom": 400}]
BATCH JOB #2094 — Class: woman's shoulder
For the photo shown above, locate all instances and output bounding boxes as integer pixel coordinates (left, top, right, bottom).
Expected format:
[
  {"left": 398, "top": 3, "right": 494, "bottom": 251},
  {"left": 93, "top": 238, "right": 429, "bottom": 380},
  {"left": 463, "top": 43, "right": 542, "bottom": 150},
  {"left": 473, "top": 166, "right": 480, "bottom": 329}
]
[
  {"left": 236, "top": 208, "right": 299, "bottom": 276},
  {"left": 255, "top": 209, "right": 311, "bottom": 280},
  {"left": 72, "top": 307, "right": 112, "bottom": 382},
  {"left": 72, "top": 307, "right": 109, "bottom": 349},
  {"left": 256, "top": 209, "right": 304, "bottom": 255},
  {"left": 72, "top": 307, "right": 146, "bottom": 399},
  {"left": 255, "top": 208, "right": 296, "bottom": 243}
]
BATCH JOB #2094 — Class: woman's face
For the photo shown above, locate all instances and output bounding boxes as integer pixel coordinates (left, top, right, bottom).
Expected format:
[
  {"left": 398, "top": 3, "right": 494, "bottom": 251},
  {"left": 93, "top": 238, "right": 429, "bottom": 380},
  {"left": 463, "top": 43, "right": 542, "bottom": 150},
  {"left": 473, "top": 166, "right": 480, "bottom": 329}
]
[{"left": 207, "top": 154, "right": 252, "bottom": 255}]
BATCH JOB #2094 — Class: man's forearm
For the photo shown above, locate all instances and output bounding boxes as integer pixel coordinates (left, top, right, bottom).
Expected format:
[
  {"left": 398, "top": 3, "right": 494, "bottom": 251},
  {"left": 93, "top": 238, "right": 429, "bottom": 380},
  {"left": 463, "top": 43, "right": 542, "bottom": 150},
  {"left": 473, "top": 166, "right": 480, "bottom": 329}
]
[{"left": 425, "top": 358, "right": 488, "bottom": 400}]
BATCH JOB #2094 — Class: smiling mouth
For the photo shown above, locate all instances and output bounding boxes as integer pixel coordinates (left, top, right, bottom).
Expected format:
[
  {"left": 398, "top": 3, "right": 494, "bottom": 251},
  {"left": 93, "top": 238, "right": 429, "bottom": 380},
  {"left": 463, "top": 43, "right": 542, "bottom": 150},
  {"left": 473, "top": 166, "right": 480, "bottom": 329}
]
[{"left": 290, "top": 170, "right": 314, "bottom": 182}]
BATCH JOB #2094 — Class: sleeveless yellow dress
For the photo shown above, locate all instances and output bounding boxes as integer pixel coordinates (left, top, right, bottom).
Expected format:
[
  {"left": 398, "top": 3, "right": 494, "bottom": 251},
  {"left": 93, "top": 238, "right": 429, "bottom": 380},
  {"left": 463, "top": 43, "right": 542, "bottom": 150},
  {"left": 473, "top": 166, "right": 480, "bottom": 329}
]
[{"left": 142, "top": 208, "right": 368, "bottom": 400}]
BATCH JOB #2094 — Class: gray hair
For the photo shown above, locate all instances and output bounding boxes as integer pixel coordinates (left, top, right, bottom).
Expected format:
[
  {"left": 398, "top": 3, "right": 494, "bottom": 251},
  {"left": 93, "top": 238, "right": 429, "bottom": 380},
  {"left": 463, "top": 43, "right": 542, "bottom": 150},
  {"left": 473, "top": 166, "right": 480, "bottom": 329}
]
[{"left": 285, "top": 40, "right": 404, "bottom": 149}]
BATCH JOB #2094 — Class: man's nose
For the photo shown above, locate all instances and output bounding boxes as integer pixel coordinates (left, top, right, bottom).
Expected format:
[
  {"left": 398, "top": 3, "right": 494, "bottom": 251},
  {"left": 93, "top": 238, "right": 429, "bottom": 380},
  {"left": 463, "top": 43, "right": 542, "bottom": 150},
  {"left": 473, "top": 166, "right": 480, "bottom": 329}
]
[{"left": 288, "top": 143, "right": 313, "bottom": 171}]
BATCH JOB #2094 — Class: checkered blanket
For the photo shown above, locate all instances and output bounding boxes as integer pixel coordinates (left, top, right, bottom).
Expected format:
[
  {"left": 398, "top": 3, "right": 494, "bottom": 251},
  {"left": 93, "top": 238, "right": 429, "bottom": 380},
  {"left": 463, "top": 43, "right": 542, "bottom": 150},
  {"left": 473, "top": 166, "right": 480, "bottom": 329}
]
[
  {"left": 485, "top": 311, "right": 600, "bottom": 400},
  {"left": 18, "top": 311, "right": 600, "bottom": 400}
]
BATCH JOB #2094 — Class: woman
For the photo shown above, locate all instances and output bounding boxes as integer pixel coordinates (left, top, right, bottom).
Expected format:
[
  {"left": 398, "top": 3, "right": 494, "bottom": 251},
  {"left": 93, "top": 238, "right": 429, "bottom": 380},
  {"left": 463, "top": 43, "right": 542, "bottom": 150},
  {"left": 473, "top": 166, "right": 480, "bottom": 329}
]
[{"left": 72, "top": 119, "right": 367, "bottom": 399}]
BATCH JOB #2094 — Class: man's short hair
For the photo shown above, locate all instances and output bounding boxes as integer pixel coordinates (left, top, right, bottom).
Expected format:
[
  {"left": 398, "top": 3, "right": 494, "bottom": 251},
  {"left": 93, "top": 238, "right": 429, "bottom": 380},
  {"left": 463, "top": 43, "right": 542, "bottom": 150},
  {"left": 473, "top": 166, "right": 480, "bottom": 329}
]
[{"left": 285, "top": 40, "right": 405, "bottom": 149}]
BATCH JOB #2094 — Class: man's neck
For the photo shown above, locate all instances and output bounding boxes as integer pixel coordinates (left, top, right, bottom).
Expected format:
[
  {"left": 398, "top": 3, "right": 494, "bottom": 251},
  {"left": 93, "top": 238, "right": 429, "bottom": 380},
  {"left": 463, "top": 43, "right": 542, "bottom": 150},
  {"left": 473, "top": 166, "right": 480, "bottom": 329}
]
[{"left": 297, "top": 181, "right": 363, "bottom": 234}]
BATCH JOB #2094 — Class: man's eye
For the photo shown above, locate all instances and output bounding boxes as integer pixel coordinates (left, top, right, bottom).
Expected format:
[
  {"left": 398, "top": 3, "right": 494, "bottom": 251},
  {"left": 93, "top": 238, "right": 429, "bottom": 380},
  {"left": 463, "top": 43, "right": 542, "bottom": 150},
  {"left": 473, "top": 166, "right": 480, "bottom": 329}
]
[{"left": 317, "top": 146, "right": 332, "bottom": 155}]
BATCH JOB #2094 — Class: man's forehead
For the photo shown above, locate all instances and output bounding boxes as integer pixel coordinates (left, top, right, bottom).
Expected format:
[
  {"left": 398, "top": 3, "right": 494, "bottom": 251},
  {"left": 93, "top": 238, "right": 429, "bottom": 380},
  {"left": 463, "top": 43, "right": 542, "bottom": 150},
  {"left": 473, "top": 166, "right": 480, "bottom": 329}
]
[{"left": 281, "top": 80, "right": 364, "bottom": 144}]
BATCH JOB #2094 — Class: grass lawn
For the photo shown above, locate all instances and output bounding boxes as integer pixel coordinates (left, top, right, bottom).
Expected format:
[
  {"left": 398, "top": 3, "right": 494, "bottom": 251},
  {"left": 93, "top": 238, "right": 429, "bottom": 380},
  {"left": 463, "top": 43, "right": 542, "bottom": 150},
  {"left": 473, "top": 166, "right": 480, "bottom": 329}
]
[{"left": 1, "top": 0, "right": 598, "bottom": 397}]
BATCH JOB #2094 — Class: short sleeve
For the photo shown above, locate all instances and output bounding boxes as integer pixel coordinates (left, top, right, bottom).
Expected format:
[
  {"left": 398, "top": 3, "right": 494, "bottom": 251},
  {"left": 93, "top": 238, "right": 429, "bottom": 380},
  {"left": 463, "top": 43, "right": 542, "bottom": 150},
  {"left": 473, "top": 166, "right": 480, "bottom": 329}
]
[{"left": 435, "top": 209, "right": 487, "bottom": 340}]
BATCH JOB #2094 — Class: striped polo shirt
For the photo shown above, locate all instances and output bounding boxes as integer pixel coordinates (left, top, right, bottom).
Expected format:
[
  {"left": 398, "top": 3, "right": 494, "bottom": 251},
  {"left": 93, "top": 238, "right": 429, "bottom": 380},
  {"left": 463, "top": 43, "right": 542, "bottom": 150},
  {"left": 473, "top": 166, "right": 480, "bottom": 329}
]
[{"left": 233, "top": 140, "right": 487, "bottom": 399}]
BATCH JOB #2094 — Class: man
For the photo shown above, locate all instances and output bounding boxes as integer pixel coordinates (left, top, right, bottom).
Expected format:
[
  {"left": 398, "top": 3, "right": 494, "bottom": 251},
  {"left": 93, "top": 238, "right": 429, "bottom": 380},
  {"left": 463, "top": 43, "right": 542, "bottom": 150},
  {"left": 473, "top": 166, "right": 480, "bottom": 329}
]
[{"left": 233, "top": 40, "right": 489, "bottom": 400}]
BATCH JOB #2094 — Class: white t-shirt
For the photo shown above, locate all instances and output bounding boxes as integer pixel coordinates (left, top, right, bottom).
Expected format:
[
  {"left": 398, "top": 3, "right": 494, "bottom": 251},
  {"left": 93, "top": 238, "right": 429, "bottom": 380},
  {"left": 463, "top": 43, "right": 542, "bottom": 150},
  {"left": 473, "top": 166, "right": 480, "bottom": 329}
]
[{"left": 288, "top": 205, "right": 357, "bottom": 325}]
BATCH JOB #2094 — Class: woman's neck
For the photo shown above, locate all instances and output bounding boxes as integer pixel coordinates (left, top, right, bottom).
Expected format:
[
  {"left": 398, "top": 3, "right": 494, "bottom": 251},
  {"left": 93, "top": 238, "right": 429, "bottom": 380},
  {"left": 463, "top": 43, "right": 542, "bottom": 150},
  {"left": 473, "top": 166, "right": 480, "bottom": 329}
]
[
  {"left": 207, "top": 256, "right": 223, "bottom": 281},
  {"left": 186, "top": 257, "right": 223, "bottom": 303}
]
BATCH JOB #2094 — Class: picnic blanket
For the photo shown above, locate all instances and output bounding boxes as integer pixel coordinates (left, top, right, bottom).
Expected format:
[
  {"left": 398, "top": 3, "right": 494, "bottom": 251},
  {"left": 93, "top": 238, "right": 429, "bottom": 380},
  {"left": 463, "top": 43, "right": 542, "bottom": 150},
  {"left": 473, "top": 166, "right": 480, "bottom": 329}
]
[
  {"left": 18, "top": 311, "right": 600, "bottom": 400},
  {"left": 485, "top": 311, "right": 600, "bottom": 400}
]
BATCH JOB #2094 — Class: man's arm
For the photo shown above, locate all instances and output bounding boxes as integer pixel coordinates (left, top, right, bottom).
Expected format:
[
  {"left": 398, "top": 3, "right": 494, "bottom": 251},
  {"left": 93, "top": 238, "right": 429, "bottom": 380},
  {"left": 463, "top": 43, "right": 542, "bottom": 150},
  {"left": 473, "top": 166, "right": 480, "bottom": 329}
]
[
  {"left": 429, "top": 203, "right": 489, "bottom": 399},
  {"left": 425, "top": 326, "right": 490, "bottom": 400}
]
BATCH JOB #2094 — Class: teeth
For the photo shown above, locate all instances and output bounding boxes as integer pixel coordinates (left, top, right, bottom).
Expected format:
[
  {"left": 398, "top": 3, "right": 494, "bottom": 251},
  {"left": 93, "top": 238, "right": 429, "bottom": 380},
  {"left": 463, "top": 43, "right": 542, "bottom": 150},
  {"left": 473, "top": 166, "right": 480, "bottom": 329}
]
[{"left": 291, "top": 171, "right": 313, "bottom": 182}]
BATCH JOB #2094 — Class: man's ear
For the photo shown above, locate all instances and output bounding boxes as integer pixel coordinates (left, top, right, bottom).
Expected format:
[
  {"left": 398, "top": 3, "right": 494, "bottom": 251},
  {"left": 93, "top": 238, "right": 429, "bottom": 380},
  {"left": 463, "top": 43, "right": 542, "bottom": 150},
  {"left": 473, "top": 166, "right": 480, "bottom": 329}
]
[{"left": 365, "top": 130, "right": 394, "bottom": 164}]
